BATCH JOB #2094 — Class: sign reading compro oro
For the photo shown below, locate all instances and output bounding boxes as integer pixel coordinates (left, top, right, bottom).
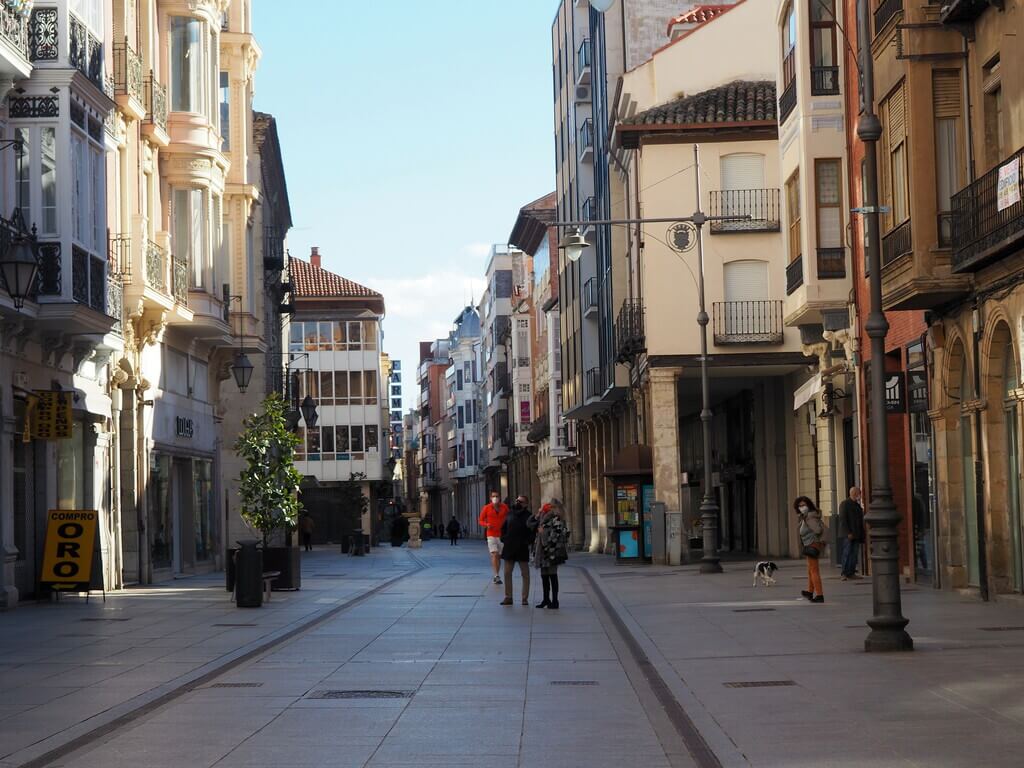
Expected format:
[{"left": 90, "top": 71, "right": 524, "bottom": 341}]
[{"left": 40, "top": 510, "right": 99, "bottom": 591}]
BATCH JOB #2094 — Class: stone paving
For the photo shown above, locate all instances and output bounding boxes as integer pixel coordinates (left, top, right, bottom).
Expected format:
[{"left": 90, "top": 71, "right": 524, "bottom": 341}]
[{"left": 2, "top": 541, "right": 1021, "bottom": 767}]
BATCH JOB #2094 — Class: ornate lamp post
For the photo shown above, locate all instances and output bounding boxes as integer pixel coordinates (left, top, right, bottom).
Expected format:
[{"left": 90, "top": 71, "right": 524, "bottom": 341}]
[{"left": 0, "top": 226, "right": 40, "bottom": 311}]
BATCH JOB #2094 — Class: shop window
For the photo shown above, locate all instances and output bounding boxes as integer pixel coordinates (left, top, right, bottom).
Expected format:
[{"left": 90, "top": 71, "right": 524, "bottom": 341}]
[
  {"left": 149, "top": 453, "right": 173, "bottom": 570},
  {"left": 194, "top": 459, "right": 214, "bottom": 561},
  {"left": 363, "top": 370, "right": 378, "bottom": 405}
]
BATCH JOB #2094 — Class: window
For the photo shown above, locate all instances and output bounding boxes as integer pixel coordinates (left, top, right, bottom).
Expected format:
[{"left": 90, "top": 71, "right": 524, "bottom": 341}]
[
  {"left": 295, "top": 427, "right": 305, "bottom": 458},
  {"left": 882, "top": 84, "right": 909, "bottom": 228},
  {"left": 815, "top": 159, "right": 843, "bottom": 249},
  {"left": 362, "top": 321, "right": 377, "bottom": 350},
  {"left": 456, "top": 369, "right": 463, "bottom": 391},
  {"left": 334, "top": 370, "right": 349, "bottom": 403},
  {"left": 336, "top": 425, "right": 349, "bottom": 453},
  {"left": 782, "top": 2, "right": 797, "bottom": 89},
  {"left": 983, "top": 55, "right": 1003, "bottom": 170},
  {"left": 173, "top": 188, "right": 208, "bottom": 288},
  {"left": 810, "top": 0, "right": 838, "bottom": 95},
  {"left": 289, "top": 323, "right": 303, "bottom": 353},
  {"left": 306, "top": 428, "right": 320, "bottom": 456},
  {"left": 333, "top": 321, "right": 346, "bottom": 348},
  {"left": 349, "top": 371, "right": 363, "bottom": 404},
  {"left": 41, "top": 128, "right": 57, "bottom": 235},
  {"left": 933, "top": 70, "right": 963, "bottom": 248},
  {"left": 365, "top": 425, "right": 378, "bottom": 452},
  {"left": 164, "top": 348, "right": 188, "bottom": 394},
  {"left": 458, "top": 406, "right": 465, "bottom": 429},
  {"left": 350, "top": 425, "right": 364, "bottom": 453},
  {"left": 171, "top": 17, "right": 204, "bottom": 113},
  {"left": 219, "top": 72, "right": 230, "bottom": 150},
  {"left": 191, "top": 359, "right": 209, "bottom": 402},
  {"left": 320, "top": 372, "right": 334, "bottom": 404},
  {"left": 786, "top": 171, "right": 801, "bottom": 262},
  {"left": 363, "top": 371, "right": 378, "bottom": 404},
  {"left": 348, "top": 321, "right": 362, "bottom": 349},
  {"left": 318, "top": 321, "right": 332, "bottom": 350},
  {"left": 16, "top": 127, "right": 29, "bottom": 226},
  {"left": 321, "top": 426, "right": 335, "bottom": 454}
]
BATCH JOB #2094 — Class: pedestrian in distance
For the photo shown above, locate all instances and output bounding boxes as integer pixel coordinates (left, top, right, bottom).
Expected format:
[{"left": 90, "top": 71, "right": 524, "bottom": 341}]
[
  {"left": 299, "top": 512, "right": 315, "bottom": 552},
  {"left": 795, "top": 496, "right": 826, "bottom": 603},
  {"left": 479, "top": 490, "right": 510, "bottom": 584},
  {"left": 838, "top": 486, "right": 865, "bottom": 580},
  {"left": 532, "top": 499, "right": 570, "bottom": 609},
  {"left": 499, "top": 495, "right": 537, "bottom": 606},
  {"left": 446, "top": 516, "right": 462, "bottom": 546}
]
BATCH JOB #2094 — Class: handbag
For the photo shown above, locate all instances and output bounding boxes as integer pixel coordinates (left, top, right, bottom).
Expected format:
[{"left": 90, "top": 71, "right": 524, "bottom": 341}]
[{"left": 803, "top": 543, "right": 822, "bottom": 558}]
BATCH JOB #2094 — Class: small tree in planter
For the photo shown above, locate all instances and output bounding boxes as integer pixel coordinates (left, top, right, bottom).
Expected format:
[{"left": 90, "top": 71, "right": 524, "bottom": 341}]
[
  {"left": 235, "top": 393, "right": 304, "bottom": 587},
  {"left": 338, "top": 473, "right": 369, "bottom": 552}
]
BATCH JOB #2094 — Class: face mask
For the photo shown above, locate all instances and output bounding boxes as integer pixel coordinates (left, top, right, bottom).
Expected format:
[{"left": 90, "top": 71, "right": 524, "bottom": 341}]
[
  {"left": 491, "top": 498, "right": 499, "bottom": 505},
  {"left": 798, "top": 505, "right": 809, "bottom": 514}
]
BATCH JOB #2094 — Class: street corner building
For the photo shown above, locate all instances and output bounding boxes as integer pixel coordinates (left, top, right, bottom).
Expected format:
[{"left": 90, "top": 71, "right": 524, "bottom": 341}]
[
  {"left": 286, "top": 250, "right": 390, "bottom": 547},
  {"left": 0, "top": 0, "right": 294, "bottom": 606}
]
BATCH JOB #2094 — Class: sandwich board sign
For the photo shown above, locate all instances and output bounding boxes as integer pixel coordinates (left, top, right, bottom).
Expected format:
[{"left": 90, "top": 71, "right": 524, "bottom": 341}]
[{"left": 40, "top": 510, "right": 101, "bottom": 593}]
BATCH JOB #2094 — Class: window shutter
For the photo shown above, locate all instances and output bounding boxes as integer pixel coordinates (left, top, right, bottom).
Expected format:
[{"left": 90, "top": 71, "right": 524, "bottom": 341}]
[
  {"left": 887, "top": 84, "right": 906, "bottom": 147},
  {"left": 932, "top": 70, "right": 961, "bottom": 119},
  {"left": 721, "top": 153, "right": 766, "bottom": 190},
  {"left": 724, "top": 260, "right": 770, "bottom": 302}
]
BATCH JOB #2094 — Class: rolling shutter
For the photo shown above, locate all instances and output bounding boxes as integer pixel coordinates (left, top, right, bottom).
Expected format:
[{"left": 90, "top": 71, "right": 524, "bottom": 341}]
[
  {"left": 721, "top": 153, "right": 766, "bottom": 190},
  {"left": 724, "top": 260, "right": 769, "bottom": 302},
  {"left": 932, "top": 70, "right": 961, "bottom": 118}
]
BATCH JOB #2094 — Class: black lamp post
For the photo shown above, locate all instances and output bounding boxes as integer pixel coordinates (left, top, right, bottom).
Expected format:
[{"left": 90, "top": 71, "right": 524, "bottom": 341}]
[
  {"left": 300, "top": 394, "right": 318, "bottom": 428},
  {"left": 231, "top": 351, "right": 254, "bottom": 393},
  {"left": 0, "top": 229, "right": 40, "bottom": 311}
]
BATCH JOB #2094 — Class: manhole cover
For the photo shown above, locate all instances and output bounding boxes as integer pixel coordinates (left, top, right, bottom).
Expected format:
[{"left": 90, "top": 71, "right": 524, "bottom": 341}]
[
  {"left": 550, "top": 681, "right": 599, "bottom": 686},
  {"left": 207, "top": 682, "right": 264, "bottom": 688},
  {"left": 212, "top": 623, "right": 257, "bottom": 627},
  {"left": 980, "top": 626, "right": 1024, "bottom": 632},
  {"left": 733, "top": 608, "right": 776, "bottom": 613},
  {"left": 723, "top": 680, "right": 797, "bottom": 688},
  {"left": 80, "top": 617, "right": 130, "bottom": 622},
  {"left": 307, "top": 690, "right": 412, "bottom": 700}
]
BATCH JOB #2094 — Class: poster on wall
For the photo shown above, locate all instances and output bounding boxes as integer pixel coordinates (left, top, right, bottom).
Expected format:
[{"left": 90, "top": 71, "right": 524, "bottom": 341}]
[
  {"left": 615, "top": 484, "right": 639, "bottom": 526},
  {"left": 26, "top": 391, "right": 74, "bottom": 440},
  {"left": 998, "top": 157, "right": 1021, "bottom": 212}
]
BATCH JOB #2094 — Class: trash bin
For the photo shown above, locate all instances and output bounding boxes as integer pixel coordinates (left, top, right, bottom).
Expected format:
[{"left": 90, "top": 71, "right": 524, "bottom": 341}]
[
  {"left": 235, "top": 539, "right": 263, "bottom": 608},
  {"left": 350, "top": 529, "right": 365, "bottom": 556},
  {"left": 340, "top": 533, "right": 351, "bottom": 554},
  {"left": 225, "top": 547, "right": 239, "bottom": 592}
]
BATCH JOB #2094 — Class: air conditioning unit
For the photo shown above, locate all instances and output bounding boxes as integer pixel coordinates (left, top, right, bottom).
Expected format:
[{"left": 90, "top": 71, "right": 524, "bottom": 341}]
[{"left": 575, "top": 84, "right": 591, "bottom": 103}]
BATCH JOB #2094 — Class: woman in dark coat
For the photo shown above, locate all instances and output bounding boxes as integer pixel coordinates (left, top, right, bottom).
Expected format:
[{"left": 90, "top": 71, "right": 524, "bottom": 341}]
[{"left": 499, "top": 496, "right": 537, "bottom": 606}]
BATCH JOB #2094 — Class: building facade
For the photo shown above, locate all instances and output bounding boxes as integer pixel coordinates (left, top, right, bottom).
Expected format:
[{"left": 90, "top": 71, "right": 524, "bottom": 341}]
[
  {"left": 414, "top": 338, "right": 448, "bottom": 527},
  {"left": 444, "top": 305, "right": 486, "bottom": 534}
]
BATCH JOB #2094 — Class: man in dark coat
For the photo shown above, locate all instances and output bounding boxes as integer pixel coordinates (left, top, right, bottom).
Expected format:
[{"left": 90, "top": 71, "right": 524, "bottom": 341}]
[
  {"left": 837, "top": 486, "right": 865, "bottom": 579},
  {"left": 446, "top": 516, "right": 462, "bottom": 546},
  {"left": 499, "top": 495, "right": 537, "bottom": 606}
]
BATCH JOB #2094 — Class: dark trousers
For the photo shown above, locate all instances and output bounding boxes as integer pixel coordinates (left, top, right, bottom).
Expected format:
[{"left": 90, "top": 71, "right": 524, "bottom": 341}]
[
  {"left": 301, "top": 532, "right": 312, "bottom": 551},
  {"left": 841, "top": 539, "right": 860, "bottom": 577},
  {"left": 449, "top": 533, "right": 458, "bottom": 545},
  {"left": 541, "top": 573, "right": 559, "bottom": 603}
]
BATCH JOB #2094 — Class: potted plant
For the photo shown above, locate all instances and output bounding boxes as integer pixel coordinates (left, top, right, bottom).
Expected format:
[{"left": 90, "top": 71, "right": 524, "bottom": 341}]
[
  {"left": 338, "top": 472, "right": 370, "bottom": 554},
  {"left": 235, "top": 393, "right": 303, "bottom": 589}
]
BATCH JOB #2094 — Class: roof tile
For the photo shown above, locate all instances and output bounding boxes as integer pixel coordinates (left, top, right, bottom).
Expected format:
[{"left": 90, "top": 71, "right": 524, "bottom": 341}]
[
  {"left": 290, "top": 257, "right": 381, "bottom": 299},
  {"left": 624, "top": 80, "right": 777, "bottom": 127}
]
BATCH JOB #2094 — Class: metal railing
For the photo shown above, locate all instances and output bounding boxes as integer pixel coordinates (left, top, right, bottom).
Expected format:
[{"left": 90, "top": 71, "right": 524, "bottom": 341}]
[
  {"left": 171, "top": 255, "right": 188, "bottom": 305},
  {"left": 35, "top": 242, "right": 61, "bottom": 297},
  {"left": 144, "top": 73, "right": 168, "bottom": 133},
  {"left": 582, "top": 195, "right": 597, "bottom": 222},
  {"left": 615, "top": 299, "right": 646, "bottom": 362},
  {"left": 585, "top": 367, "right": 602, "bottom": 400},
  {"left": 579, "top": 118, "right": 593, "bottom": 156},
  {"left": 882, "top": 219, "right": 912, "bottom": 266},
  {"left": 108, "top": 233, "right": 131, "bottom": 279},
  {"left": 709, "top": 189, "right": 781, "bottom": 233},
  {"left": 811, "top": 66, "right": 840, "bottom": 95},
  {"left": 874, "top": 0, "right": 903, "bottom": 35},
  {"left": 264, "top": 225, "right": 285, "bottom": 270},
  {"left": 577, "top": 39, "right": 590, "bottom": 79},
  {"left": 817, "top": 247, "right": 846, "bottom": 279},
  {"left": 69, "top": 14, "right": 103, "bottom": 90},
  {"left": 780, "top": 48, "right": 796, "bottom": 122},
  {"left": 712, "top": 301, "right": 784, "bottom": 345},
  {"left": 0, "top": 2, "right": 28, "bottom": 59},
  {"left": 144, "top": 239, "right": 167, "bottom": 294},
  {"left": 113, "top": 38, "right": 143, "bottom": 102},
  {"left": 951, "top": 145, "right": 1024, "bottom": 272},
  {"left": 786, "top": 255, "right": 804, "bottom": 295},
  {"left": 583, "top": 276, "right": 598, "bottom": 314}
]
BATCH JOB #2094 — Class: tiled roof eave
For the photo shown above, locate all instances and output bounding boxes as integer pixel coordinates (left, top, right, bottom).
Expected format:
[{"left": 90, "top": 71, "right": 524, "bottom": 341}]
[{"left": 619, "top": 119, "right": 778, "bottom": 136}]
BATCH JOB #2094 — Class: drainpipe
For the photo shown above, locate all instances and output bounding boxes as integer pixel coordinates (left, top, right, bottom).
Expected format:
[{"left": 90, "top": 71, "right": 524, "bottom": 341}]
[{"left": 972, "top": 303, "right": 989, "bottom": 600}]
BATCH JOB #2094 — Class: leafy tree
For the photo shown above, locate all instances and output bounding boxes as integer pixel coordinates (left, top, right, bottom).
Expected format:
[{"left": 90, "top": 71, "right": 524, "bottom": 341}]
[
  {"left": 338, "top": 472, "right": 369, "bottom": 533},
  {"left": 234, "top": 393, "right": 302, "bottom": 544}
]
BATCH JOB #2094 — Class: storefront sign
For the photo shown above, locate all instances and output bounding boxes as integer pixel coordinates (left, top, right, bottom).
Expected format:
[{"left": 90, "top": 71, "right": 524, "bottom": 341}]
[
  {"left": 40, "top": 510, "right": 99, "bottom": 591},
  {"left": 28, "top": 391, "right": 74, "bottom": 440},
  {"left": 175, "top": 417, "right": 194, "bottom": 439},
  {"left": 998, "top": 157, "right": 1021, "bottom": 212},
  {"left": 908, "top": 370, "right": 929, "bottom": 413},
  {"left": 885, "top": 372, "right": 906, "bottom": 413}
]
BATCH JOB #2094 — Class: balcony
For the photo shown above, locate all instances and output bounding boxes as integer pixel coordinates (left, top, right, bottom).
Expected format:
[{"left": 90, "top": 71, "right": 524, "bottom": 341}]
[
  {"left": 780, "top": 49, "right": 796, "bottom": 123},
  {"left": 939, "top": 0, "right": 1002, "bottom": 24},
  {"left": 171, "top": 255, "right": 188, "bottom": 306},
  {"left": 786, "top": 256, "right": 803, "bottom": 295},
  {"left": 874, "top": 0, "right": 903, "bottom": 35},
  {"left": 615, "top": 300, "right": 646, "bottom": 363},
  {"left": 576, "top": 39, "right": 591, "bottom": 85},
  {"left": 267, "top": 368, "right": 301, "bottom": 409},
  {"left": 144, "top": 239, "right": 168, "bottom": 295},
  {"left": 264, "top": 225, "right": 285, "bottom": 270},
  {"left": 113, "top": 38, "right": 144, "bottom": 119},
  {"left": 712, "top": 301, "right": 784, "bottom": 345},
  {"left": 585, "top": 367, "right": 602, "bottom": 400},
  {"left": 0, "top": 2, "right": 29, "bottom": 78},
  {"left": 882, "top": 219, "right": 912, "bottom": 267},
  {"left": 142, "top": 73, "right": 169, "bottom": 145},
  {"left": 811, "top": 66, "right": 840, "bottom": 96},
  {"left": 817, "top": 247, "right": 846, "bottom": 279},
  {"left": 582, "top": 196, "right": 598, "bottom": 228},
  {"left": 583, "top": 276, "right": 598, "bottom": 317},
  {"left": 951, "top": 146, "right": 1024, "bottom": 273},
  {"left": 708, "top": 189, "right": 780, "bottom": 233},
  {"left": 108, "top": 233, "right": 131, "bottom": 280},
  {"left": 579, "top": 118, "right": 593, "bottom": 163},
  {"left": 68, "top": 13, "right": 104, "bottom": 92}
]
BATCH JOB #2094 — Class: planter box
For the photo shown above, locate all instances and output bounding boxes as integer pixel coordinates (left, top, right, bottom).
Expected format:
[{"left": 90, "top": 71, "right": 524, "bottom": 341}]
[{"left": 262, "top": 546, "right": 301, "bottom": 590}]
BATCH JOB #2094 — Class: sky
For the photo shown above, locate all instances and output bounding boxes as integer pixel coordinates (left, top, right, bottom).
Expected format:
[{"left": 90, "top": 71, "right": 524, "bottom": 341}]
[{"left": 253, "top": 1, "right": 558, "bottom": 410}]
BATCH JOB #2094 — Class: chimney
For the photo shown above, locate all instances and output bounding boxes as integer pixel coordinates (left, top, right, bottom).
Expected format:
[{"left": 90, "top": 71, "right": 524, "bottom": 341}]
[{"left": 310, "top": 246, "right": 320, "bottom": 268}]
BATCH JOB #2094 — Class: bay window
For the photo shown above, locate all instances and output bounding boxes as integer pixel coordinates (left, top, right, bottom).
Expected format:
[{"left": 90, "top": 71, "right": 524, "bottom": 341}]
[
  {"left": 172, "top": 188, "right": 210, "bottom": 289},
  {"left": 171, "top": 17, "right": 204, "bottom": 113},
  {"left": 15, "top": 126, "right": 61, "bottom": 237},
  {"left": 219, "top": 71, "right": 230, "bottom": 150},
  {"left": 72, "top": 129, "right": 104, "bottom": 252}
]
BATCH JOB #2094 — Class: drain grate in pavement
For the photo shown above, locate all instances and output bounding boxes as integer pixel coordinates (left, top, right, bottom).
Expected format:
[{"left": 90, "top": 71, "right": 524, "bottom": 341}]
[
  {"left": 306, "top": 689, "right": 412, "bottom": 700},
  {"left": 212, "top": 623, "right": 257, "bottom": 627},
  {"left": 550, "top": 680, "right": 599, "bottom": 686},
  {"left": 723, "top": 680, "right": 797, "bottom": 689},
  {"left": 207, "top": 682, "right": 264, "bottom": 688},
  {"left": 80, "top": 617, "right": 130, "bottom": 622},
  {"left": 436, "top": 594, "right": 478, "bottom": 598},
  {"left": 733, "top": 608, "right": 776, "bottom": 613},
  {"left": 315, "top": 573, "right": 347, "bottom": 577},
  {"left": 979, "top": 626, "right": 1024, "bottom": 632}
]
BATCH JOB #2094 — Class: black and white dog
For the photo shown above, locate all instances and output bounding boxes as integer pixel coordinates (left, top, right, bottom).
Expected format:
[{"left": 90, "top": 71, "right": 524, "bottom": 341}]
[{"left": 753, "top": 561, "right": 779, "bottom": 587}]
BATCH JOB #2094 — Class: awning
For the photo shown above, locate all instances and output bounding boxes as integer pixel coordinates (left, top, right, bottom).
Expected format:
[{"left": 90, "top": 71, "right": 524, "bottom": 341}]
[{"left": 793, "top": 374, "right": 822, "bottom": 412}]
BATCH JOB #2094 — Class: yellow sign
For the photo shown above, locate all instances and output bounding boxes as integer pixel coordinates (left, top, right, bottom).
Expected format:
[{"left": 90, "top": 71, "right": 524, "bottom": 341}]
[
  {"left": 40, "top": 510, "right": 98, "bottom": 591},
  {"left": 28, "top": 391, "right": 74, "bottom": 440}
]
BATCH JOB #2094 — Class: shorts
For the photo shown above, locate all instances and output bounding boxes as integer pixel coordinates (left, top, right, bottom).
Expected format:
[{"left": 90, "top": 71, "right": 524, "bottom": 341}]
[{"left": 487, "top": 536, "right": 503, "bottom": 554}]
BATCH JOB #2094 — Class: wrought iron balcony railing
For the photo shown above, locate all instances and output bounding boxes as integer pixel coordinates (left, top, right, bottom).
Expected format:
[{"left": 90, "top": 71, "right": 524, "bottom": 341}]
[
  {"left": 145, "top": 239, "right": 168, "bottom": 294},
  {"left": 113, "top": 38, "right": 143, "bottom": 103},
  {"left": 817, "top": 247, "right": 846, "bottom": 279},
  {"left": 780, "top": 48, "right": 796, "bottom": 122},
  {"left": 171, "top": 255, "right": 188, "bottom": 305},
  {"left": 709, "top": 189, "right": 781, "bottom": 233},
  {"left": 811, "top": 66, "right": 840, "bottom": 96},
  {"left": 875, "top": 0, "right": 903, "bottom": 35},
  {"left": 70, "top": 246, "right": 106, "bottom": 313},
  {"left": 579, "top": 118, "right": 594, "bottom": 157},
  {"left": 713, "top": 300, "right": 784, "bottom": 345},
  {"left": 69, "top": 14, "right": 103, "bottom": 90},
  {"left": 582, "top": 195, "right": 597, "bottom": 223},
  {"left": 951, "top": 145, "right": 1024, "bottom": 272},
  {"left": 108, "top": 232, "right": 131, "bottom": 279},
  {"left": 615, "top": 299, "right": 646, "bottom": 363},
  {"left": 583, "top": 276, "right": 598, "bottom": 315},
  {"left": 584, "top": 367, "right": 602, "bottom": 400},
  {"left": 786, "top": 255, "right": 804, "bottom": 295},
  {"left": 882, "top": 219, "right": 912, "bottom": 266},
  {"left": 264, "top": 225, "right": 285, "bottom": 270},
  {"left": 577, "top": 39, "right": 590, "bottom": 80},
  {"left": 1, "top": 2, "right": 28, "bottom": 59},
  {"left": 35, "top": 242, "right": 61, "bottom": 297},
  {"left": 144, "top": 73, "right": 168, "bottom": 133}
]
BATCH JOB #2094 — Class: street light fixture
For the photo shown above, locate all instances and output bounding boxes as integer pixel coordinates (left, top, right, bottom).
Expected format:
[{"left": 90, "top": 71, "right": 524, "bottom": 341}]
[
  {"left": 231, "top": 352, "right": 254, "bottom": 393},
  {"left": 300, "top": 394, "right": 319, "bottom": 429},
  {"left": 0, "top": 227, "right": 40, "bottom": 311},
  {"left": 588, "top": 0, "right": 616, "bottom": 12},
  {"left": 558, "top": 229, "right": 589, "bottom": 263}
]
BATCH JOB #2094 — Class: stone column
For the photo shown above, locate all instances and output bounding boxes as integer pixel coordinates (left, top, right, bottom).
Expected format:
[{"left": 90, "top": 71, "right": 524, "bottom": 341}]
[
  {"left": 0, "top": 383, "right": 18, "bottom": 608},
  {"left": 650, "top": 367, "right": 683, "bottom": 564}
]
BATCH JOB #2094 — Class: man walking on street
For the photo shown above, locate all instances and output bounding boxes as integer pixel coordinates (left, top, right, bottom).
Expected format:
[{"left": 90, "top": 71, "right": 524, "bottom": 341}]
[
  {"left": 838, "top": 486, "right": 865, "bottom": 580},
  {"left": 299, "top": 512, "right": 315, "bottom": 552},
  {"left": 479, "top": 491, "right": 509, "bottom": 584},
  {"left": 500, "top": 495, "right": 536, "bottom": 606},
  {"left": 446, "top": 516, "right": 461, "bottom": 546}
]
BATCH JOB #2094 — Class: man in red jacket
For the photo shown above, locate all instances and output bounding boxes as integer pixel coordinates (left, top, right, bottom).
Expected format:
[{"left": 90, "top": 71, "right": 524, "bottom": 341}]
[{"left": 479, "top": 491, "right": 509, "bottom": 584}]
